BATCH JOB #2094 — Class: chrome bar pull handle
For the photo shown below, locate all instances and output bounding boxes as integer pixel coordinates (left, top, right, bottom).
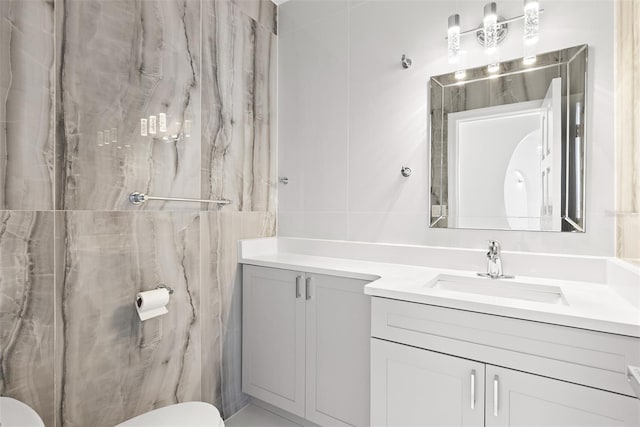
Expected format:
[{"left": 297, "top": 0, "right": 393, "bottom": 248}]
[
  {"left": 295, "top": 276, "right": 303, "bottom": 298},
  {"left": 493, "top": 375, "right": 499, "bottom": 417},
  {"left": 470, "top": 370, "right": 476, "bottom": 409},
  {"left": 305, "top": 277, "right": 312, "bottom": 300}
]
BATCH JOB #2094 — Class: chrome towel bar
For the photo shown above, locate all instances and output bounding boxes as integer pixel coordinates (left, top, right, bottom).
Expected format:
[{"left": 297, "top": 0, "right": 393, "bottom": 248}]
[{"left": 128, "top": 192, "right": 231, "bottom": 205}]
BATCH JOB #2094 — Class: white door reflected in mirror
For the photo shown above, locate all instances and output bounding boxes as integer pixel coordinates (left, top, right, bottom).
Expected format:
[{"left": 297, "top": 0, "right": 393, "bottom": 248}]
[{"left": 446, "top": 78, "right": 562, "bottom": 232}]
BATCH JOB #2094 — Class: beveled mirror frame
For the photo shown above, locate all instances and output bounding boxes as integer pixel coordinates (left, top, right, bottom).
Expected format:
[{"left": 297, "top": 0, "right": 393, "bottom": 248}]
[{"left": 429, "top": 44, "right": 588, "bottom": 232}]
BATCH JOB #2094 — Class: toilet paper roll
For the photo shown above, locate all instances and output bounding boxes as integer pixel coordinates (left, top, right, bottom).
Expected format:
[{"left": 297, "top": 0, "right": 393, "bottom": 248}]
[{"left": 136, "top": 288, "right": 170, "bottom": 321}]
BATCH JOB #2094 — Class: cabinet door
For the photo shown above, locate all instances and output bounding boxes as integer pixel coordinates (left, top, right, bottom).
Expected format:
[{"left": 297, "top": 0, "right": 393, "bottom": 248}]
[
  {"left": 371, "top": 339, "right": 485, "bottom": 427},
  {"left": 242, "top": 265, "right": 306, "bottom": 416},
  {"left": 486, "top": 365, "right": 640, "bottom": 427},
  {"left": 305, "top": 274, "right": 371, "bottom": 427}
]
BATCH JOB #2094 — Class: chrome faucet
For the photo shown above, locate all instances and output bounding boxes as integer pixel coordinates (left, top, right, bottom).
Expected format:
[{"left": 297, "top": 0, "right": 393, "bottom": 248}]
[{"left": 478, "top": 241, "right": 514, "bottom": 279}]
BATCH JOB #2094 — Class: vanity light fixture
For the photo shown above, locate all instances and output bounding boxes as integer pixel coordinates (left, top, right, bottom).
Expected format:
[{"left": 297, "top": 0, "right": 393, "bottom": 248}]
[
  {"left": 444, "top": 3, "right": 544, "bottom": 67},
  {"left": 483, "top": 2, "right": 499, "bottom": 54},
  {"left": 523, "top": 0, "right": 540, "bottom": 45},
  {"left": 448, "top": 14, "right": 461, "bottom": 63}
]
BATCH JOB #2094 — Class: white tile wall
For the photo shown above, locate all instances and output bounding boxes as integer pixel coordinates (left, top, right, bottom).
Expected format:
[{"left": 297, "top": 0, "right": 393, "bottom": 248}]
[
  {"left": 278, "top": 0, "right": 616, "bottom": 256},
  {"left": 277, "top": 1, "right": 349, "bottom": 215},
  {"left": 278, "top": 211, "right": 349, "bottom": 240}
]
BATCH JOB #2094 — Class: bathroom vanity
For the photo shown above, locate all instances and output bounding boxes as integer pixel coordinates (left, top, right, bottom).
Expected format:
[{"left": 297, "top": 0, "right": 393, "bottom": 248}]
[
  {"left": 240, "top": 238, "right": 640, "bottom": 427},
  {"left": 242, "top": 265, "right": 371, "bottom": 426},
  {"left": 371, "top": 298, "right": 639, "bottom": 426}
]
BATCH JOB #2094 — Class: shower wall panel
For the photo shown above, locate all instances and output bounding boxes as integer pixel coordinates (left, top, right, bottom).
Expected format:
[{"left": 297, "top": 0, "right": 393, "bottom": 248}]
[
  {"left": 0, "top": 0, "right": 276, "bottom": 425},
  {"left": 202, "top": 0, "right": 276, "bottom": 213},
  {"left": 0, "top": 211, "right": 55, "bottom": 425},
  {"left": 57, "top": 0, "right": 202, "bottom": 211},
  {"left": 0, "top": 0, "right": 55, "bottom": 210},
  {"left": 56, "top": 211, "right": 201, "bottom": 427}
]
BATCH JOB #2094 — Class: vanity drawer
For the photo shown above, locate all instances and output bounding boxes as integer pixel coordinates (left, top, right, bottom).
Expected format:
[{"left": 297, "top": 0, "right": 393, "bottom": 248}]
[{"left": 371, "top": 297, "right": 640, "bottom": 397}]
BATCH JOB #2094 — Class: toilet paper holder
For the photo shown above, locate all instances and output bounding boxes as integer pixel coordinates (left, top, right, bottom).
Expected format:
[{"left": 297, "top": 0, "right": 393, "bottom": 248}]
[
  {"left": 135, "top": 284, "right": 174, "bottom": 308},
  {"left": 135, "top": 284, "right": 174, "bottom": 321},
  {"left": 156, "top": 284, "right": 174, "bottom": 295}
]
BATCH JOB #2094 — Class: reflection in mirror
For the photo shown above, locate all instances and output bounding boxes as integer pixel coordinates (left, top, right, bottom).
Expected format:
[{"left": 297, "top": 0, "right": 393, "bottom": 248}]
[{"left": 430, "top": 45, "right": 587, "bottom": 232}]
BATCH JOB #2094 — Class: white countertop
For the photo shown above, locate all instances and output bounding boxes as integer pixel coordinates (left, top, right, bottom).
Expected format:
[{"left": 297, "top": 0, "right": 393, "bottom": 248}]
[{"left": 240, "top": 239, "right": 640, "bottom": 338}]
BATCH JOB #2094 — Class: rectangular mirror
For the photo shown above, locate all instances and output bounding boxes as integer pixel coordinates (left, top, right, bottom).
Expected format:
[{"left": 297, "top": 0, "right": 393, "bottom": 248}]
[{"left": 430, "top": 44, "right": 587, "bottom": 232}]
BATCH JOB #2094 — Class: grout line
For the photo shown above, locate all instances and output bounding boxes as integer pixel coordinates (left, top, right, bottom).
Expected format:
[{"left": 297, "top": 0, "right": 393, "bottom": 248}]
[
  {"left": 52, "top": 0, "right": 58, "bottom": 424},
  {"left": 199, "top": 0, "right": 204, "bottom": 405},
  {"left": 346, "top": 2, "right": 351, "bottom": 241},
  {"left": 275, "top": 2, "right": 280, "bottom": 238}
]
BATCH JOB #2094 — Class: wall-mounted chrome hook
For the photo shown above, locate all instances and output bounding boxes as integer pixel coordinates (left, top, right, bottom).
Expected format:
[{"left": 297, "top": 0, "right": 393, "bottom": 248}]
[
  {"left": 401, "top": 166, "right": 412, "bottom": 177},
  {"left": 401, "top": 54, "right": 412, "bottom": 69},
  {"left": 279, "top": 177, "right": 289, "bottom": 185}
]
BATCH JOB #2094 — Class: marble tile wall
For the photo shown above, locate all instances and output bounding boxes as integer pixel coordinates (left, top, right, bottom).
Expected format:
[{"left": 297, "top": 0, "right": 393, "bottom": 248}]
[
  {"left": 57, "top": 0, "right": 202, "bottom": 211},
  {"left": 231, "top": 0, "right": 277, "bottom": 35},
  {"left": 57, "top": 212, "right": 202, "bottom": 427},
  {"left": 0, "top": 0, "right": 55, "bottom": 210},
  {"left": 202, "top": 0, "right": 277, "bottom": 213},
  {"left": 201, "top": 212, "right": 275, "bottom": 416},
  {"left": 0, "top": 211, "right": 55, "bottom": 426},
  {"left": 0, "top": 0, "right": 276, "bottom": 426},
  {"left": 615, "top": 0, "right": 640, "bottom": 263}
]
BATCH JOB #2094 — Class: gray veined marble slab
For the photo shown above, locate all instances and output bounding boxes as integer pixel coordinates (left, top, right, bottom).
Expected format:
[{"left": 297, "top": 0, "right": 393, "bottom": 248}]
[
  {"left": 202, "top": 0, "right": 277, "bottom": 213},
  {"left": 615, "top": 0, "right": 640, "bottom": 263},
  {"left": 200, "top": 211, "right": 275, "bottom": 417},
  {"left": 0, "top": 211, "right": 55, "bottom": 427},
  {"left": 230, "top": 0, "right": 277, "bottom": 35},
  {"left": 57, "top": 211, "right": 201, "bottom": 427},
  {"left": 0, "top": 0, "right": 55, "bottom": 210},
  {"left": 57, "top": 0, "right": 202, "bottom": 211}
]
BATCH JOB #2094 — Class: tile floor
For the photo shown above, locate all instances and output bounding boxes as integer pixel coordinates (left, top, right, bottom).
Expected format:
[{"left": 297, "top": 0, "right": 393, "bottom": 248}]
[{"left": 225, "top": 404, "right": 301, "bottom": 427}]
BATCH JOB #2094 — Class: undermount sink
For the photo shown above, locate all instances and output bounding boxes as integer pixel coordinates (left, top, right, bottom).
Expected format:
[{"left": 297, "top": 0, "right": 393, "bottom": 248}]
[{"left": 427, "top": 274, "right": 567, "bottom": 305}]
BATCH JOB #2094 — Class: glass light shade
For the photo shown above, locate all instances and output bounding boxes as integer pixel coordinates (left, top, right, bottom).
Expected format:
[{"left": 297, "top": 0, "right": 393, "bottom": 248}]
[
  {"left": 448, "top": 14, "right": 461, "bottom": 64},
  {"left": 483, "top": 3, "right": 498, "bottom": 54},
  {"left": 524, "top": 0, "right": 539, "bottom": 45},
  {"left": 455, "top": 70, "right": 466, "bottom": 80}
]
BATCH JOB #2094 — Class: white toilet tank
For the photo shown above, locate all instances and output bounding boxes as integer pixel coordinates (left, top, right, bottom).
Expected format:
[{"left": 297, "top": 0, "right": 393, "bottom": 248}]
[
  {"left": 0, "top": 397, "right": 45, "bottom": 427},
  {"left": 115, "top": 402, "right": 224, "bottom": 427}
]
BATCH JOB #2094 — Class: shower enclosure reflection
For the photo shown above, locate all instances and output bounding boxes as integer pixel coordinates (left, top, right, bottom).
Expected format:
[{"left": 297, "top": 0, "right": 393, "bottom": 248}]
[{"left": 430, "top": 45, "right": 587, "bottom": 232}]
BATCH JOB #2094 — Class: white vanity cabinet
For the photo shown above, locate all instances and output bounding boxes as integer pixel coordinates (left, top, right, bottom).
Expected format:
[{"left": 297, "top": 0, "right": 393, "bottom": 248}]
[
  {"left": 371, "top": 339, "right": 485, "bottom": 427},
  {"left": 371, "top": 297, "right": 640, "bottom": 427},
  {"left": 242, "top": 265, "right": 371, "bottom": 426},
  {"left": 486, "top": 365, "right": 640, "bottom": 427},
  {"left": 242, "top": 266, "right": 306, "bottom": 415}
]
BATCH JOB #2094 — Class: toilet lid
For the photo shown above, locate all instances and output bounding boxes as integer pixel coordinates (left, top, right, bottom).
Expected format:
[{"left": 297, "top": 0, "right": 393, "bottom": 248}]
[
  {"left": 0, "top": 397, "right": 45, "bottom": 427},
  {"left": 116, "top": 402, "right": 224, "bottom": 427}
]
